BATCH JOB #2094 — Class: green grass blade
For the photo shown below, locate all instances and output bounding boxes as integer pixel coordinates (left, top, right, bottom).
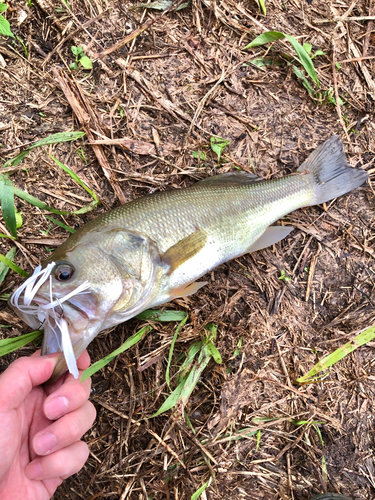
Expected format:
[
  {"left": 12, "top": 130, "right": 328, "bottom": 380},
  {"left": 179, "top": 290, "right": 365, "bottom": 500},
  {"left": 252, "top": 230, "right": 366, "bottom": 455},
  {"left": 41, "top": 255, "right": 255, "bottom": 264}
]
[
  {"left": 135, "top": 310, "right": 187, "bottom": 322},
  {"left": 292, "top": 65, "right": 315, "bottom": 96},
  {"left": 49, "top": 154, "right": 99, "bottom": 202},
  {"left": 2, "top": 131, "right": 86, "bottom": 169},
  {"left": 191, "top": 478, "right": 211, "bottom": 500},
  {"left": 296, "top": 324, "right": 375, "bottom": 384},
  {"left": 13, "top": 185, "right": 98, "bottom": 215},
  {"left": 244, "top": 30, "right": 285, "bottom": 49},
  {"left": 166, "top": 315, "right": 188, "bottom": 388},
  {"left": 258, "top": 0, "right": 266, "bottom": 15},
  {"left": 152, "top": 377, "right": 186, "bottom": 417},
  {"left": 44, "top": 216, "right": 76, "bottom": 233},
  {"left": 0, "top": 174, "right": 17, "bottom": 237},
  {"left": 284, "top": 34, "right": 319, "bottom": 86},
  {"left": 0, "top": 247, "right": 16, "bottom": 285},
  {"left": 81, "top": 325, "right": 152, "bottom": 381},
  {"left": 0, "top": 233, "right": 16, "bottom": 239},
  {"left": 0, "top": 253, "right": 28, "bottom": 277},
  {"left": 0, "top": 330, "right": 43, "bottom": 356}
]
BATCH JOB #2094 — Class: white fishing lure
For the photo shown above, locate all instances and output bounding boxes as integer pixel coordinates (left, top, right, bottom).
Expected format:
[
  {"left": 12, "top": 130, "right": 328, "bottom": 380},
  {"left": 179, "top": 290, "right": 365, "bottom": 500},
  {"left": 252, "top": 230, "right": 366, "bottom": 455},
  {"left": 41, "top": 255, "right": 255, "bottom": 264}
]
[{"left": 11, "top": 262, "right": 90, "bottom": 379}]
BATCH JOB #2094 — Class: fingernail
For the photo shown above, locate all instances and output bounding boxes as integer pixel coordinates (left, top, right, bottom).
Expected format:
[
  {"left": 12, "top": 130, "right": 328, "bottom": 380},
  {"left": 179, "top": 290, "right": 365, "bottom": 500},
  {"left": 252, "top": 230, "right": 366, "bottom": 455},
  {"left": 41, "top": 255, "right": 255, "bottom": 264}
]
[
  {"left": 34, "top": 432, "right": 57, "bottom": 455},
  {"left": 26, "top": 460, "right": 43, "bottom": 480},
  {"left": 45, "top": 396, "right": 69, "bottom": 420}
]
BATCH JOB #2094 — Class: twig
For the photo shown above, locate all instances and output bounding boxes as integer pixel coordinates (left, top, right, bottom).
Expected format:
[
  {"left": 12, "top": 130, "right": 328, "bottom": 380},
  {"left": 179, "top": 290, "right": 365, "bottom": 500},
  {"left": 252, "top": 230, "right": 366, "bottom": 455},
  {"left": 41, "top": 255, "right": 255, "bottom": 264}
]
[
  {"left": 52, "top": 68, "right": 127, "bottom": 203},
  {"left": 148, "top": 429, "right": 187, "bottom": 469},
  {"left": 331, "top": 38, "right": 350, "bottom": 141}
]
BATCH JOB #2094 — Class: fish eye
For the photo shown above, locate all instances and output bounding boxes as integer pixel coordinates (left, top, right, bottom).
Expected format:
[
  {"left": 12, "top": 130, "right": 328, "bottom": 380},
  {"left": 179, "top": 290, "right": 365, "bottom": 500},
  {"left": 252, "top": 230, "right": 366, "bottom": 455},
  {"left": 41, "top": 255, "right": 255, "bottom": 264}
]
[{"left": 55, "top": 264, "right": 75, "bottom": 281}]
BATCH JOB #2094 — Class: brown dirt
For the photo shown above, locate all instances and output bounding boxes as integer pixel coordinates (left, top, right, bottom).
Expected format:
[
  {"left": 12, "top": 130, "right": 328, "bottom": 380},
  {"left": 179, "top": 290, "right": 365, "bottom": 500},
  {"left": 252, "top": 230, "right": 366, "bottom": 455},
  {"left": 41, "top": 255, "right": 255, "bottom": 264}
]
[{"left": 1, "top": 0, "right": 375, "bottom": 499}]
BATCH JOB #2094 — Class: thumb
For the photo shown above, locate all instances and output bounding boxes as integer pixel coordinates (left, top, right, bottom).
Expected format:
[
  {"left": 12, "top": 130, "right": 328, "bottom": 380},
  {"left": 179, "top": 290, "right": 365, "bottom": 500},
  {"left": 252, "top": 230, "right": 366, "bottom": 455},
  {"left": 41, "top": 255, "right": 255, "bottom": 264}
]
[{"left": 0, "top": 353, "right": 60, "bottom": 412}]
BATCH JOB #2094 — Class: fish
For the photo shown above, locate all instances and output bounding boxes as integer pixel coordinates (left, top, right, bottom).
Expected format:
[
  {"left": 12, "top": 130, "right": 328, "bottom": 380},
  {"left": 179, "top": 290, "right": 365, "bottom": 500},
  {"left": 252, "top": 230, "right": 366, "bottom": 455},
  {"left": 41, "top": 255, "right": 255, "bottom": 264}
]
[{"left": 9, "top": 136, "right": 368, "bottom": 381}]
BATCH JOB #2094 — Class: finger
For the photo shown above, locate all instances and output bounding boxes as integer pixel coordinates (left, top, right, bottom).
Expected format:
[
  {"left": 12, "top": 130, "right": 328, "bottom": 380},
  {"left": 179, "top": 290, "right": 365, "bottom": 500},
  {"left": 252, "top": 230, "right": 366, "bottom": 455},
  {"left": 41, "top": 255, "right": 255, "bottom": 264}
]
[
  {"left": 33, "top": 400, "right": 96, "bottom": 456},
  {"left": 77, "top": 349, "right": 90, "bottom": 370},
  {"left": 0, "top": 353, "right": 60, "bottom": 411},
  {"left": 26, "top": 441, "right": 89, "bottom": 481},
  {"left": 44, "top": 371, "right": 92, "bottom": 420}
]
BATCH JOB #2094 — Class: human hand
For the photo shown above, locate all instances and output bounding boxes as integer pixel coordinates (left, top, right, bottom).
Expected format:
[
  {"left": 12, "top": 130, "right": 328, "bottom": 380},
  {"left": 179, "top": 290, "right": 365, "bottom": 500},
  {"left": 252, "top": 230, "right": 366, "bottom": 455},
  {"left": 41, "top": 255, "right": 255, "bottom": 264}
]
[{"left": 0, "top": 350, "right": 96, "bottom": 500}]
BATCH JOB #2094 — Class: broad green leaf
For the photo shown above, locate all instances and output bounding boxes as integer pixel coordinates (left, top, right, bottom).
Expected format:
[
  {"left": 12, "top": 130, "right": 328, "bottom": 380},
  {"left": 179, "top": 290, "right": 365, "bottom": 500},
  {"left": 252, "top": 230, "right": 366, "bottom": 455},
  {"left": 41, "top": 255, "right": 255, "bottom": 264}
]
[
  {"left": 135, "top": 310, "right": 187, "bottom": 322},
  {"left": 0, "top": 13, "right": 14, "bottom": 38},
  {"left": 312, "top": 49, "right": 325, "bottom": 58},
  {"left": 0, "top": 253, "right": 28, "bottom": 277},
  {"left": 192, "top": 151, "right": 207, "bottom": 161},
  {"left": 244, "top": 30, "right": 285, "bottom": 49},
  {"left": 15, "top": 209, "right": 22, "bottom": 229},
  {"left": 81, "top": 325, "right": 152, "bottom": 381},
  {"left": 303, "top": 43, "right": 312, "bottom": 55},
  {"left": 206, "top": 341, "right": 222, "bottom": 364},
  {"left": 296, "top": 323, "right": 375, "bottom": 384},
  {"left": 49, "top": 154, "right": 99, "bottom": 202},
  {"left": 79, "top": 55, "right": 93, "bottom": 69},
  {"left": 0, "top": 247, "right": 16, "bottom": 285},
  {"left": 0, "top": 2, "right": 8, "bottom": 12},
  {"left": 0, "top": 330, "right": 43, "bottom": 357},
  {"left": 210, "top": 136, "right": 230, "bottom": 163},
  {"left": 2, "top": 131, "right": 85, "bottom": 169},
  {"left": 0, "top": 175, "right": 17, "bottom": 237}
]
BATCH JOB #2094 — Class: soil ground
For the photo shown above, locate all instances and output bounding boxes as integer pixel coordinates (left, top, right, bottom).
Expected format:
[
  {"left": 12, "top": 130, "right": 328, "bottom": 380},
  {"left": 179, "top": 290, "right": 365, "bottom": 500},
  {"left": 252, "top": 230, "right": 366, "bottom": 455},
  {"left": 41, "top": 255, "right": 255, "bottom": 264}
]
[{"left": 1, "top": 0, "right": 375, "bottom": 499}]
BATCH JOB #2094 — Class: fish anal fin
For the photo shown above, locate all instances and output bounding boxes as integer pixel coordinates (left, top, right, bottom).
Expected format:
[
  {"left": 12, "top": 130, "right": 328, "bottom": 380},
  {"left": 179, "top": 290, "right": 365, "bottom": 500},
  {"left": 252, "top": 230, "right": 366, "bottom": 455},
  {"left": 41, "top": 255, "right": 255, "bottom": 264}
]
[
  {"left": 162, "top": 230, "right": 207, "bottom": 275},
  {"left": 247, "top": 226, "right": 294, "bottom": 253},
  {"left": 170, "top": 281, "right": 208, "bottom": 300}
]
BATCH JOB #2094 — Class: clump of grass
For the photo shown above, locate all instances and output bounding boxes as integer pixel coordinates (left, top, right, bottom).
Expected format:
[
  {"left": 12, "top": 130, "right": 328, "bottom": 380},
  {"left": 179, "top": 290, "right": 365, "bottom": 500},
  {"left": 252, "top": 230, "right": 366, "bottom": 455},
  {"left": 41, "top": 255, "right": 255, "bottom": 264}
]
[
  {"left": 0, "top": 131, "right": 99, "bottom": 239},
  {"left": 244, "top": 31, "right": 320, "bottom": 99}
]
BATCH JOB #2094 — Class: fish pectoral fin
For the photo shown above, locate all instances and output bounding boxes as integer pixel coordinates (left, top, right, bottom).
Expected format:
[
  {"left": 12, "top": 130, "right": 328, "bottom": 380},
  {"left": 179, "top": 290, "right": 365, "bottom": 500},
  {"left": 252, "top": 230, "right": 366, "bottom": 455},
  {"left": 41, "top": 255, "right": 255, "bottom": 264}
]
[
  {"left": 247, "top": 226, "right": 294, "bottom": 253},
  {"left": 169, "top": 281, "right": 208, "bottom": 300},
  {"left": 162, "top": 230, "right": 207, "bottom": 275}
]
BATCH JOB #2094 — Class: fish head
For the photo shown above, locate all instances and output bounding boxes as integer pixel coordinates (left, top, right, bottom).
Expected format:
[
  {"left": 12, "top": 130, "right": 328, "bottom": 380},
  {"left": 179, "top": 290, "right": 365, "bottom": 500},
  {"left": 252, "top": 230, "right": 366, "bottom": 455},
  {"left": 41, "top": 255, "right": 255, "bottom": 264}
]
[{"left": 10, "top": 228, "right": 162, "bottom": 381}]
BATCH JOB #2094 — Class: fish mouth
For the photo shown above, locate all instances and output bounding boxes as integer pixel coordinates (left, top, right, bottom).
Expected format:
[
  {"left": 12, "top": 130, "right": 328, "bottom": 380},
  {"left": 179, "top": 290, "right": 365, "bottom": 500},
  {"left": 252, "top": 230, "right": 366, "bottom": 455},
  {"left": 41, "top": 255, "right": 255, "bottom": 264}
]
[{"left": 10, "top": 262, "right": 93, "bottom": 380}]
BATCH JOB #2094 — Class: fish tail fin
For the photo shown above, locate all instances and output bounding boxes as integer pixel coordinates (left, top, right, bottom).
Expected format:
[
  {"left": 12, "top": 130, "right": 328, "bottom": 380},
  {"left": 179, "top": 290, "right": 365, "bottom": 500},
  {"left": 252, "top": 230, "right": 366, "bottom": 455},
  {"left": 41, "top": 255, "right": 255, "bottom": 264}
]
[{"left": 298, "top": 136, "right": 368, "bottom": 205}]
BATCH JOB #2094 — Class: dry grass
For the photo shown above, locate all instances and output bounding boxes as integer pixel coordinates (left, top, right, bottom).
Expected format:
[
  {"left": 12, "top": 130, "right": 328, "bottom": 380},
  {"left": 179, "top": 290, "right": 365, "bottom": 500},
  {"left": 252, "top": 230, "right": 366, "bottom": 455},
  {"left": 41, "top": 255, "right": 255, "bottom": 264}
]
[{"left": 1, "top": 0, "right": 375, "bottom": 498}]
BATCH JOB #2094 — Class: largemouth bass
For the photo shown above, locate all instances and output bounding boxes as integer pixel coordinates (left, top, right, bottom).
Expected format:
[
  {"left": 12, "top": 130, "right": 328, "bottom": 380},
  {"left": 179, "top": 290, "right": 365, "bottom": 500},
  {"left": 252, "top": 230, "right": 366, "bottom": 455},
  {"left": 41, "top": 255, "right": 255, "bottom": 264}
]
[{"left": 10, "top": 136, "right": 368, "bottom": 380}]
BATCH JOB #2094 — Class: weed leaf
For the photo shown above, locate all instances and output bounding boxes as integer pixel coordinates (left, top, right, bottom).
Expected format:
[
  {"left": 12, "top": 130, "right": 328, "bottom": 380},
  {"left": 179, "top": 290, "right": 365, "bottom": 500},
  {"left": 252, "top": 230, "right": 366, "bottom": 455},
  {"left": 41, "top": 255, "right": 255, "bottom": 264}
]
[
  {"left": 0, "top": 12, "right": 14, "bottom": 38},
  {"left": 0, "top": 175, "right": 17, "bottom": 237},
  {"left": 0, "top": 247, "right": 16, "bottom": 285},
  {"left": 49, "top": 155, "right": 99, "bottom": 202},
  {"left": 244, "top": 30, "right": 285, "bottom": 49},
  {"left": 210, "top": 136, "right": 230, "bottom": 163},
  {"left": 81, "top": 325, "right": 152, "bottom": 381},
  {"left": 2, "top": 131, "right": 85, "bottom": 169},
  {"left": 0, "top": 330, "right": 43, "bottom": 357},
  {"left": 0, "top": 253, "right": 28, "bottom": 277}
]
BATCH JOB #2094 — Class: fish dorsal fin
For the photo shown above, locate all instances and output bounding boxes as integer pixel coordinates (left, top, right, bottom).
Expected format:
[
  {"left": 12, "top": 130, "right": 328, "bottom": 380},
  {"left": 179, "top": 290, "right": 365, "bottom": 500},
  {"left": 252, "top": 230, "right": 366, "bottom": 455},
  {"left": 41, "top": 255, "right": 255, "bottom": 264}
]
[
  {"left": 247, "top": 226, "right": 294, "bottom": 253},
  {"left": 197, "top": 171, "right": 263, "bottom": 186},
  {"left": 162, "top": 230, "right": 207, "bottom": 275}
]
